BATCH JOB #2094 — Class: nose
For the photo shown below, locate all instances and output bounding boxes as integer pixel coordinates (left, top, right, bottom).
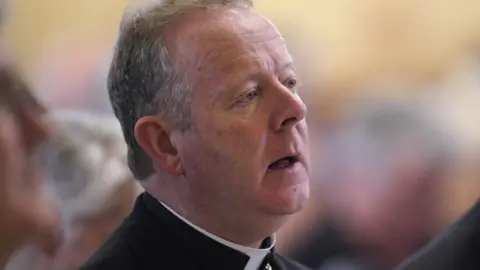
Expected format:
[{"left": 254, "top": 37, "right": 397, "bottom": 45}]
[{"left": 270, "top": 86, "right": 307, "bottom": 132}]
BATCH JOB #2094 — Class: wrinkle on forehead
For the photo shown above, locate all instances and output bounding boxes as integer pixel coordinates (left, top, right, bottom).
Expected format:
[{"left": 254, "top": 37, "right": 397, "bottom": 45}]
[{"left": 164, "top": 8, "right": 288, "bottom": 89}]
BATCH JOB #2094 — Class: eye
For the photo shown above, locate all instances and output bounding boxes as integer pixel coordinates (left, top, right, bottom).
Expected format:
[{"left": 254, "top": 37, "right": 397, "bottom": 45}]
[
  {"left": 244, "top": 90, "right": 259, "bottom": 101},
  {"left": 233, "top": 89, "right": 259, "bottom": 108},
  {"left": 285, "top": 78, "right": 297, "bottom": 89}
]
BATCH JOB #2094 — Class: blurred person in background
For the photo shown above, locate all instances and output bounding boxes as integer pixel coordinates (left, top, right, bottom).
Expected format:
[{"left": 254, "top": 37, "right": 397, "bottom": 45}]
[
  {"left": 395, "top": 200, "right": 480, "bottom": 270},
  {"left": 0, "top": 0, "right": 61, "bottom": 268},
  {"left": 6, "top": 111, "right": 142, "bottom": 270},
  {"left": 0, "top": 63, "right": 61, "bottom": 270},
  {"left": 32, "top": 39, "right": 113, "bottom": 114},
  {"left": 394, "top": 61, "right": 480, "bottom": 270},
  {"left": 279, "top": 100, "right": 457, "bottom": 270}
]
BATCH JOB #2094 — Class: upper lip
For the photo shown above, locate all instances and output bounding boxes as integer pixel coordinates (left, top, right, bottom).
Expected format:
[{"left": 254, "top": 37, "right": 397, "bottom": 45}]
[{"left": 268, "top": 152, "right": 302, "bottom": 168}]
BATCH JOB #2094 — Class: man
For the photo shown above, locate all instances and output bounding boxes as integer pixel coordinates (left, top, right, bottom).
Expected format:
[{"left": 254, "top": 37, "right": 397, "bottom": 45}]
[{"left": 80, "top": 0, "right": 311, "bottom": 269}]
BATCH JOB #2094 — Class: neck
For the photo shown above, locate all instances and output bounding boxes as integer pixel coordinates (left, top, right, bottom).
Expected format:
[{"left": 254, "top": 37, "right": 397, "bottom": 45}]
[{"left": 144, "top": 176, "right": 282, "bottom": 248}]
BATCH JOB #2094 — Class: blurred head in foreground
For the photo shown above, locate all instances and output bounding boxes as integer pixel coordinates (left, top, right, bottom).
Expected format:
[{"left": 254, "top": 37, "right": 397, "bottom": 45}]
[
  {"left": 6, "top": 111, "right": 142, "bottom": 270},
  {"left": 0, "top": 65, "right": 61, "bottom": 268},
  {"left": 0, "top": 0, "right": 61, "bottom": 267}
]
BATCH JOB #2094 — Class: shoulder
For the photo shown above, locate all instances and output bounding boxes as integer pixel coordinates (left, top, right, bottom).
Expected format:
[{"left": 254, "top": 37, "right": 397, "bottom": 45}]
[
  {"left": 396, "top": 201, "right": 480, "bottom": 270},
  {"left": 79, "top": 233, "right": 137, "bottom": 270},
  {"left": 79, "top": 193, "right": 187, "bottom": 270},
  {"left": 79, "top": 239, "right": 136, "bottom": 270},
  {"left": 79, "top": 199, "right": 146, "bottom": 269}
]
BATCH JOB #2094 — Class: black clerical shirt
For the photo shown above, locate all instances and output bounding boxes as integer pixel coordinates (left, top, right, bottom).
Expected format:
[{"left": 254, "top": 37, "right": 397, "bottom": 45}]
[
  {"left": 79, "top": 192, "right": 311, "bottom": 270},
  {"left": 159, "top": 200, "right": 275, "bottom": 270}
]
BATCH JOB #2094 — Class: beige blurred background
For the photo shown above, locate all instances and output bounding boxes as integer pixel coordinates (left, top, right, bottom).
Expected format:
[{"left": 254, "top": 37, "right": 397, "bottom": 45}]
[
  {"left": 5, "top": 0, "right": 480, "bottom": 225},
  {"left": 5, "top": 0, "right": 480, "bottom": 215},
  {"left": 5, "top": 0, "right": 480, "bottom": 123},
  {"left": 5, "top": 0, "right": 480, "bottom": 82}
]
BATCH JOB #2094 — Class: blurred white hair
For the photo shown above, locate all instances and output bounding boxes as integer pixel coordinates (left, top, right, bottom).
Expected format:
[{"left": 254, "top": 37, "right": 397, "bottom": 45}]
[
  {"left": 44, "top": 110, "right": 142, "bottom": 221},
  {"left": 7, "top": 110, "right": 143, "bottom": 270}
]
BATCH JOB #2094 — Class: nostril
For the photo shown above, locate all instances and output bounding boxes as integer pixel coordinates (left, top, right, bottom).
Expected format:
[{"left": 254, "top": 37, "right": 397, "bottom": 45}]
[{"left": 280, "top": 116, "right": 298, "bottom": 128}]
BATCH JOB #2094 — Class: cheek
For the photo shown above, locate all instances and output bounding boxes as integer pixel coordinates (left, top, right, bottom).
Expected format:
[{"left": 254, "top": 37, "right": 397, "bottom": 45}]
[
  {"left": 189, "top": 114, "right": 269, "bottom": 178},
  {"left": 296, "top": 120, "right": 309, "bottom": 140},
  {"left": 215, "top": 120, "right": 268, "bottom": 156},
  {"left": 197, "top": 119, "right": 240, "bottom": 158}
]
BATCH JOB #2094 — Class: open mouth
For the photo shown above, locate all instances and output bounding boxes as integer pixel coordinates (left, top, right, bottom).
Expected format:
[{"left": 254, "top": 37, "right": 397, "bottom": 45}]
[{"left": 267, "top": 155, "right": 300, "bottom": 172}]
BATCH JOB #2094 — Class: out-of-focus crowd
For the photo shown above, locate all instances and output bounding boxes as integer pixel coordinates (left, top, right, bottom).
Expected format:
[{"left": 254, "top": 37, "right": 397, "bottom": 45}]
[{"left": 1, "top": 0, "right": 479, "bottom": 269}]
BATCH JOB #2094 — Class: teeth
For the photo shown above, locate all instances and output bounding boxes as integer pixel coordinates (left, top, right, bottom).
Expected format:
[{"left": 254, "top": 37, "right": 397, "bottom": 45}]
[
  {"left": 277, "top": 159, "right": 291, "bottom": 167},
  {"left": 268, "top": 156, "right": 296, "bottom": 171}
]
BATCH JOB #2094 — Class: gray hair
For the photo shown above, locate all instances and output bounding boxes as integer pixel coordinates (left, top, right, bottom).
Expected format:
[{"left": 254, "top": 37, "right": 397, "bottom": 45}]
[{"left": 109, "top": 0, "right": 253, "bottom": 180}]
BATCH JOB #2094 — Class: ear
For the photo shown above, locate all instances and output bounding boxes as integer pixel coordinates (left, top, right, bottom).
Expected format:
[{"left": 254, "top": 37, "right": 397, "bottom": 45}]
[{"left": 134, "top": 116, "right": 184, "bottom": 175}]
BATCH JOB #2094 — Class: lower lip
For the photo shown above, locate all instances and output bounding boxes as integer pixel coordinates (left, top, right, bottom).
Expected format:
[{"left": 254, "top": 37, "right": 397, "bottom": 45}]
[{"left": 267, "top": 161, "right": 301, "bottom": 173}]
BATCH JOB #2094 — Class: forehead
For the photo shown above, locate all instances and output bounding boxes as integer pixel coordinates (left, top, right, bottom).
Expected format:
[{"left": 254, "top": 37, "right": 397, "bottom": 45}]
[{"left": 165, "top": 8, "right": 292, "bottom": 90}]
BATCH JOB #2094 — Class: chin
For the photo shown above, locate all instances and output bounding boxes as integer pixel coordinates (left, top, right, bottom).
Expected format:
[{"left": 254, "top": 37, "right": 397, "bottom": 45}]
[{"left": 262, "top": 182, "right": 310, "bottom": 215}]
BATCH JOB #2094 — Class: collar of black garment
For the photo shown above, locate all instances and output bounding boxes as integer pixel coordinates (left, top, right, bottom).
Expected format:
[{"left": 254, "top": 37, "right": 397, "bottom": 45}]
[{"left": 139, "top": 192, "right": 275, "bottom": 270}]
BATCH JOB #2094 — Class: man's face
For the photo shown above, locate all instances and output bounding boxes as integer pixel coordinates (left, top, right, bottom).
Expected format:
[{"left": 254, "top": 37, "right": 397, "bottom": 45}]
[{"left": 169, "top": 9, "right": 310, "bottom": 223}]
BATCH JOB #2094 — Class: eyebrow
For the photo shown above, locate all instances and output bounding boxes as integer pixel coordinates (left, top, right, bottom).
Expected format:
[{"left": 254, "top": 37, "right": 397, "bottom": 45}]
[
  {"left": 210, "top": 71, "right": 255, "bottom": 106},
  {"left": 210, "top": 60, "right": 296, "bottom": 105},
  {"left": 229, "top": 60, "right": 296, "bottom": 87},
  {"left": 276, "top": 61, "right": 295, "bottom": 74}
]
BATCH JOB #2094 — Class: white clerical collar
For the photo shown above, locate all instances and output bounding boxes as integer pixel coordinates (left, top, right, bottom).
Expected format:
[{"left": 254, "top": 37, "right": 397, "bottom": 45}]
[{"left": 159, "top": 201, "right": 275, "bottom": 270}]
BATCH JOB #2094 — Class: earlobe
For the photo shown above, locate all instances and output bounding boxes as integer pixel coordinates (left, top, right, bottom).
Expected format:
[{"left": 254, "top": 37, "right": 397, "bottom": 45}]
[
  {"left": 173, "top": 158, "right": 185, "bottom": 175},
  {"left": 169, "top": 133, "right": 185, "bottom": 175},
  {"left": 134, "top": 116, "right": 183, "bottom": 175}
]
